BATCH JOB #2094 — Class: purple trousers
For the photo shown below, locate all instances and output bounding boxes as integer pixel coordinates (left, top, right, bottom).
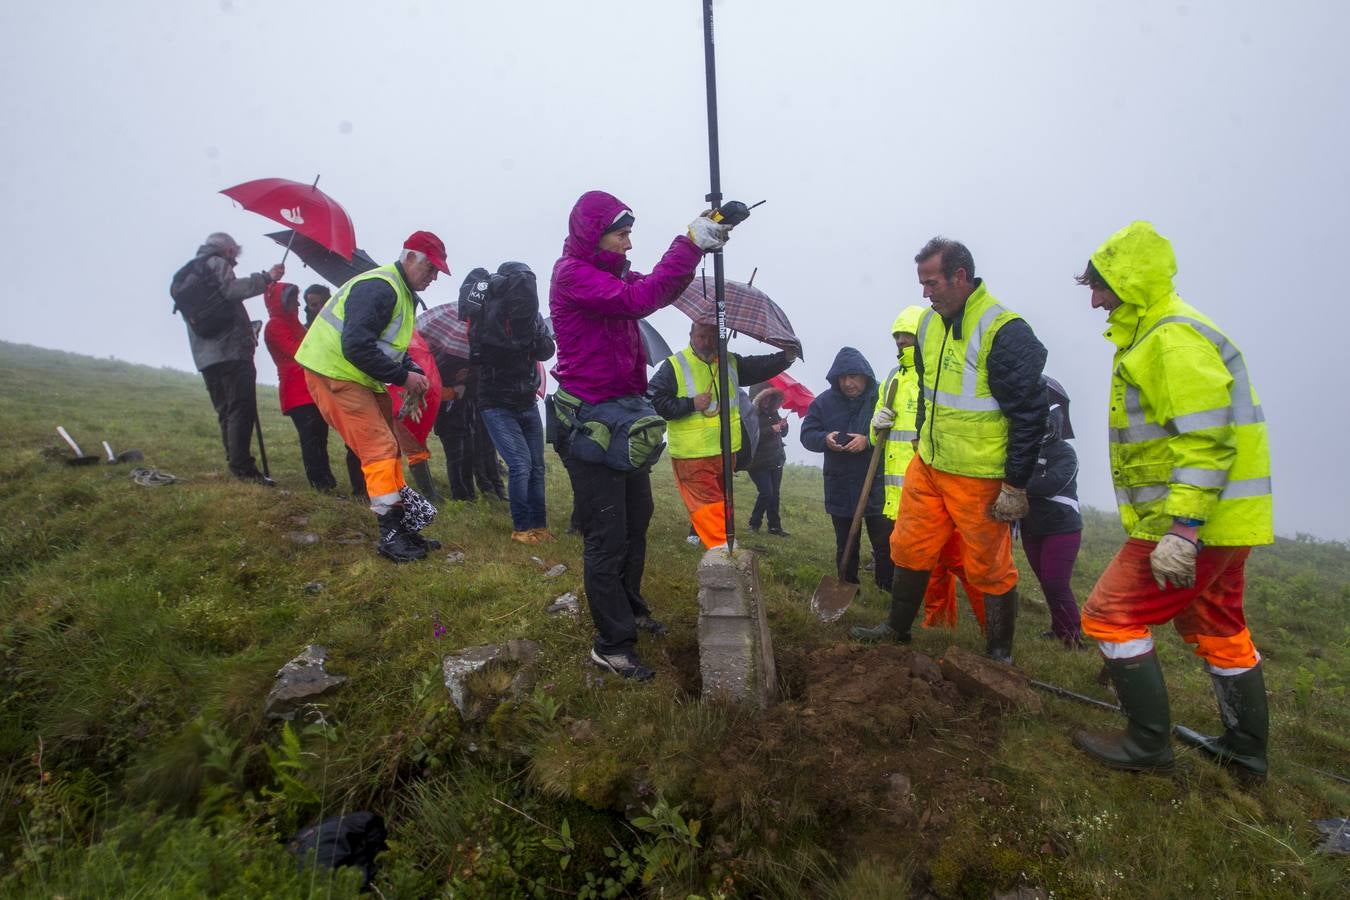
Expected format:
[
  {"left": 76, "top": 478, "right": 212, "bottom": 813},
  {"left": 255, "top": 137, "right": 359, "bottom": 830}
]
[{"left": 1021, "top": 529, "right": 1083, "bottom": 640}]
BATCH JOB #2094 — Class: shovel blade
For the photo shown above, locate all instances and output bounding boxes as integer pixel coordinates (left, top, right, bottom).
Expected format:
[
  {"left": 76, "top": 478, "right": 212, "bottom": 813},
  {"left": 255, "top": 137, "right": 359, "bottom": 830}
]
[{"left": 810, "top": 575, "right": 859, "bottom": 623}]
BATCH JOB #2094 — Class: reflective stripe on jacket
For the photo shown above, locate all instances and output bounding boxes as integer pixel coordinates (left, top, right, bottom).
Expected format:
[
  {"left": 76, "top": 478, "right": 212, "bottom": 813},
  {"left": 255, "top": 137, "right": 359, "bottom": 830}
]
[
  {"left": 665, "top": 347, "right": 741, "bottom": 459},
  {"left": 1093, "top": 221, "right": 1272, "bottom": 545},
  {"left": 916, "top": 283, "right": 1021, "bottom": 479},
  {"left": 873, "top": 361, "right": 920, "bottom": 519},
  {"left": 295, "top": 264, "right": 415, "bottom": 393}
]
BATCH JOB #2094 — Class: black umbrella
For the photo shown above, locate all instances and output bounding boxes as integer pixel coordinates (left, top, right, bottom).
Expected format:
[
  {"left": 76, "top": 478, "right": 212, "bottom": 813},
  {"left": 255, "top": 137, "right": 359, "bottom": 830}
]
[
  {"left": 543, "top": 317, "right": 672, "bottom": 368},
  {"left": 266, "top": 229, "right": 377, "bottom": 288}
]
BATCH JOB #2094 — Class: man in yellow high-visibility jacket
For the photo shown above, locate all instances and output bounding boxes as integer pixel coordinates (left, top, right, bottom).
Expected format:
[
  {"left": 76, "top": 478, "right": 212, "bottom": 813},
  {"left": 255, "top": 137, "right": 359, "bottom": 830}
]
[
  {"left": 649, "top": 321, "right": 795, "bottom": 548},
  {"left": 1070, "top": 221, "right": 1273, "bottom": 779},
  {"left": 851, "top": 238, "right": 1047, "bottom": 663},
  {"left": 869, "top": 306, "right": 986, "bottom": 632},
  {"left": 296, "top": 231, "right": 448, "bottom": 562}
]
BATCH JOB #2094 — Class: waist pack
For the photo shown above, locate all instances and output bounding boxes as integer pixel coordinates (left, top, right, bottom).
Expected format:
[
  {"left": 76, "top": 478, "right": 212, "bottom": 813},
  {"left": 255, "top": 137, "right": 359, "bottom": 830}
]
[
  {"left": 550, "top": 388, "right": 666, "bottom": 472},
  {"left": 170, "top": 256, "right": 236, "bottom": 338}
]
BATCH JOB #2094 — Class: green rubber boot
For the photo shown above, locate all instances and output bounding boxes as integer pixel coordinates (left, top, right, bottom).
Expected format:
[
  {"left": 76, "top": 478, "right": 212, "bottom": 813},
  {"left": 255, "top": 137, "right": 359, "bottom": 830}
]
[
  {"left": 850, "top": 568, "right": 929, "bottom": 643},
  {"left": 984, "top": 587, "right": 1018, "bottom": 663},
  {"left": 409, "top": 460, "right": 442, "bottom": 503},
  {"left": 1072, "top": 650, "right": 1175, "bottom": 773},
  {"left": 1174, "top": 662, "right": 1269, "bottom": 780}
]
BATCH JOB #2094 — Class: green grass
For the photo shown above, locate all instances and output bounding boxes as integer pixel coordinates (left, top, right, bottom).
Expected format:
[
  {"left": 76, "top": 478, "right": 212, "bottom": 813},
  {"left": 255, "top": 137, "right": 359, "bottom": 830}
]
[{"left": 0, "top": 339, "right": 1346, "bottom": 898}]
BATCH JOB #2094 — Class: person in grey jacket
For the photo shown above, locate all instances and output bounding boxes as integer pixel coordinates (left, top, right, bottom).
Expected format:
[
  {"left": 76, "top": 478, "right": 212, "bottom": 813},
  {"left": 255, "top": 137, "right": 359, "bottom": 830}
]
[{"left": 184, "top": 232, "right": 283, "bottom": 483}]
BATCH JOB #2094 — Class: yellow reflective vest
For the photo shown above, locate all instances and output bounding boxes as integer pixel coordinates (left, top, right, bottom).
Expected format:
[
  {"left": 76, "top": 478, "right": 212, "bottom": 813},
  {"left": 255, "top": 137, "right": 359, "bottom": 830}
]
[
  {"left": 295, "top": 264, "right": 416, "bottom": 393},
  {"left": 915, "top": 282, "right": 1021, "bottom": 479},
  {"left": 665, "top": 347, "right": 741, "bottom": 459},
  {"left": 1093, "top": 221, "right": 1272, "bottom": 546},
  {"left": 873, "top": 352, "right": 920, "bottom": 519}
]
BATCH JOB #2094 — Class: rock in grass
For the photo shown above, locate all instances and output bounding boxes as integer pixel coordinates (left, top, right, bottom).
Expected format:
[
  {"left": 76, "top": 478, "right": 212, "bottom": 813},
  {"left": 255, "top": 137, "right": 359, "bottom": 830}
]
[
  {"left": 442, "top": 640, "right": 541, "bottom": 721},
  {"left": 938, "top": 645, "right": 1043, "bottom": 712},
  {"left": 546, "top": 593, "right": 579, "bottom": 616},
  {"left": 1314, "top": 818, "right": 1349, "bottom": 855},
  {"left": 303, "top": 581, "right": 325, "bottom": 594},
  {"left": 543, "top": 564, "right": 567, "bottom": 578},
  {"left": 265, "top": 645, "right": 347, "bottom": 721}
]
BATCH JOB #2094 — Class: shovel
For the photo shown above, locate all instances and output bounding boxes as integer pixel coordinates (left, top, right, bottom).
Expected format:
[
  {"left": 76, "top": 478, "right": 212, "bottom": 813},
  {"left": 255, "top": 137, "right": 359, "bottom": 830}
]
[
  {"left": 811, "top": 380, "right": 899, "bottom": 622},
  {"left": 56, "top": 426, "right": 101, "bottom": 466}
]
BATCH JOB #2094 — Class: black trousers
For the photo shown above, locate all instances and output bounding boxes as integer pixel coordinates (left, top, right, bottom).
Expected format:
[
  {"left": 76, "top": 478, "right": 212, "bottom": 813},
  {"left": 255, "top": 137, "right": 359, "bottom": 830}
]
[
  {"left": 831, "top": 513, "right": 895, "bottom": 590},
  {"left": 748, "top": 465, "right": 784, "bottom": 529},
  {"left": 345, "top": 447, "right": 367, "bottom": 497},
  {"left": 287, "top": 403, "right": 338, "bottom": 491},
  {"left": 201, "top": 359, "right": 259, "bottom": 477},
  {"left": 564, "top": 456, "right": 654, "bottom": 655},
  {"left": 434, "top": 399, "right": 506, "bottom": 500}
]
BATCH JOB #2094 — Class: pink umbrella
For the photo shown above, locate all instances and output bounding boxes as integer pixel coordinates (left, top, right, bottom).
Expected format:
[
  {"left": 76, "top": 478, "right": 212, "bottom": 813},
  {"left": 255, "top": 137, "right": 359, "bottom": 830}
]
[
  {"left": 416, "top": 303, "right": 470, "bottom": 360},
  {"left": 673, "top": 274, "right": 802, "bottom": 359}
]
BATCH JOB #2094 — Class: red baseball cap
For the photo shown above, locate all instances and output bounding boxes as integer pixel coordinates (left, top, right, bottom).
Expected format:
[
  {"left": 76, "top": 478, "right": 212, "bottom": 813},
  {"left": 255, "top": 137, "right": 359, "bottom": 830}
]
[{"left": 403, "top": 230, "right": 450, "bottom": 274}]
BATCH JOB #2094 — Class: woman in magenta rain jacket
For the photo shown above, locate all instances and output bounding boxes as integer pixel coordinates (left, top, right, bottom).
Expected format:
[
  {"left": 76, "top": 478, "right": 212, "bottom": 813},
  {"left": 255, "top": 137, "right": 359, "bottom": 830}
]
[{"left": 549, "top": 190, "right": 729, "bottom": 681}]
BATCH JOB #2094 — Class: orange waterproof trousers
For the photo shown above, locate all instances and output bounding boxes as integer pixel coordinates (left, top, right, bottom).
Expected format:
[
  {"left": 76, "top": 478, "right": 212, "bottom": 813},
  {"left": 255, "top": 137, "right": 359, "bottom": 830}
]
[
  {"left": 890, "top": 458, "right": 1017, "bottom": 595},
  {"left": 1082, "top": 538, "right": 1258, "bottom": 672},
  {"left": 304, "top": 371, "right": 405, "bottom": 514},
  {"left": 673, "top": 456, "right": 727, "bottom": 548},
  {"left": 921, "top": 532, "right": 987, "bottom": 630}
]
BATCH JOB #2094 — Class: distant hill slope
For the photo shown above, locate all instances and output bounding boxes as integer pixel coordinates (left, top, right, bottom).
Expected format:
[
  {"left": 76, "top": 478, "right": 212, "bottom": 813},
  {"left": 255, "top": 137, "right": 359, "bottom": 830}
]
[{"left": 1, "top": 339, "right": 1346, "bottom": 898}]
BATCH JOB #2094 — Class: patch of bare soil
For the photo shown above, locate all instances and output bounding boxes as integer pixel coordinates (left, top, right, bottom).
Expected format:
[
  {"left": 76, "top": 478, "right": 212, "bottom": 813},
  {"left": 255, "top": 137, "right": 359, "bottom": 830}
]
[{"left": 706, "top": 642, "right": 1008, "bottom": 863}]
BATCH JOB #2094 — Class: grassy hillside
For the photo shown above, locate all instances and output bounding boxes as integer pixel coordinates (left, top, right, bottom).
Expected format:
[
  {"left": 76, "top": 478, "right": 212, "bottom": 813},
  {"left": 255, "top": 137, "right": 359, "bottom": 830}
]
[{"left": 0, "top": 340, "right": 1346, "bottom": 898}]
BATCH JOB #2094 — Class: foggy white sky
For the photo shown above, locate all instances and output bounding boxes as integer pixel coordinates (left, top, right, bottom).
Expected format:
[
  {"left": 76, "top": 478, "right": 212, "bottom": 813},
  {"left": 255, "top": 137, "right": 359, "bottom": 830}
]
[{"left": 2, "top": 0, "right": 1346, "bottom": 539}]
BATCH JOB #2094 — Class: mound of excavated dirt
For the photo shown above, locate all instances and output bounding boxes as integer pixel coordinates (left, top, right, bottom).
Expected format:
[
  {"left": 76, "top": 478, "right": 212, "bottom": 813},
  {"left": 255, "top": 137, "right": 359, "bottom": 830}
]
[{"left": 705, "top": 642, "right": 1009, "bottom": 862}]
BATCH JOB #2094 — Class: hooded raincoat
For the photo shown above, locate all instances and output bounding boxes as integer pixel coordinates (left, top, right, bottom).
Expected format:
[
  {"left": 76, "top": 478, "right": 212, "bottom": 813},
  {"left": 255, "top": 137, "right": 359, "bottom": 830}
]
[
  {"left": 185, "top": 233, "right": 271, "bottom": 371},
  {"left": 801, "top": 348, "right": 884, "bottom": 517},
  {"left": 263, "top": 282, "right": 316, "bottom": 414},
  {"left": 1093, "top": 221, "right": 1272, "bottom": 546},
  {"left": 549, "top": 191, "right": 703, "bottom": 404}
]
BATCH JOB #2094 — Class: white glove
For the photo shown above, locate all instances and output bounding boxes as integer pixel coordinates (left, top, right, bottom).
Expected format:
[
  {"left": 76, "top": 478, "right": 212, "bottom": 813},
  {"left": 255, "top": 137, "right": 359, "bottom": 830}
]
[
  {"left": 687, "top": 217, "right": 730, "bottom": 252},
  {"left": 990, "top": 484, "right": 1029, "bottom": 522},
  {"left": 1150, "top": 532, "right": 1198, "bottom": 590},
  {"left": 871, "top": 406, "right": 896, "bottom": 430}
]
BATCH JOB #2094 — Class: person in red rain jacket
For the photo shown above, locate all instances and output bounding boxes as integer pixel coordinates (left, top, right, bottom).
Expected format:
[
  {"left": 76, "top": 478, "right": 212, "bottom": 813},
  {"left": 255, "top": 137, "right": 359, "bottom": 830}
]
[{"left": 263, "top": 282, "right": 343, "bottom": 491}]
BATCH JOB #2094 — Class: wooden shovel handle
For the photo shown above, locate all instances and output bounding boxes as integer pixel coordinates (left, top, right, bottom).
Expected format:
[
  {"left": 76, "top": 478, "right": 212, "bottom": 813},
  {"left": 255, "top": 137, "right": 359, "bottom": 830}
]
[{"left": 839, "top": 378, "right": 900, "bottom": 578}]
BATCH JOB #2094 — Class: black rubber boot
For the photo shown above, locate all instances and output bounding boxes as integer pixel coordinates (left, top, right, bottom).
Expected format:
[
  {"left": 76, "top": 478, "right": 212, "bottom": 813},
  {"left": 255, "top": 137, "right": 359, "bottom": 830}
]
[
  {"left": 1072, "top": 650, "right": 1175, "bottom": 773},
  {"left": 409, "top": 461, "right": 442, "bottom": 503},
  {"left": 849, "top": 567, "right": 929, "bottom": 643},
  {"left": 376, "top": 508, "right": 428, "bottom": 562},
  {"left": 984, "top": 588, "right": 1018, "bottom": 663},
  {"left": 1174, "top": 662, "right": 1269, "bottom": 780}
]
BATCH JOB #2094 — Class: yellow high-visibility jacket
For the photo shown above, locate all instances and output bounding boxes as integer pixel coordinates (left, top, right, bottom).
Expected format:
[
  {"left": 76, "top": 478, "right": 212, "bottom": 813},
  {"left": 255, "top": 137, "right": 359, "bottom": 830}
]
[
  {"left": 1093, "top": 221, "right": 1272, "bottom": 546},
  {"left": 295, "top": 264, "right": 415, "bottom": 393}
]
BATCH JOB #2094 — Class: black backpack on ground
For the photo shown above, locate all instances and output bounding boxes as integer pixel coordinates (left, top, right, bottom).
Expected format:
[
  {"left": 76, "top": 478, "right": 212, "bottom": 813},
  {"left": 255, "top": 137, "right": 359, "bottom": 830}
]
[
  {"left": 170, "top": 255, "right": 235, "bottom": 338},
  {"left": 457, "top": 261, "right": 540, "bottom": 360}
]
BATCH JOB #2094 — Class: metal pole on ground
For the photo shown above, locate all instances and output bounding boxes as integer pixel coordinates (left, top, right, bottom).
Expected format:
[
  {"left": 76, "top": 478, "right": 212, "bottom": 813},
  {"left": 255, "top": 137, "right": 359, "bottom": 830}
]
[{"left": 702, "top": 0, "right": 735, "bottom": 552}]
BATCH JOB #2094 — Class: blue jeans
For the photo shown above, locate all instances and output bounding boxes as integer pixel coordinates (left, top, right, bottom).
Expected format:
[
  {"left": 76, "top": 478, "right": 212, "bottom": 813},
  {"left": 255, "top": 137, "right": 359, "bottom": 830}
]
[{"left": 479, "top": 405, "right": 547, "bottom": 530}]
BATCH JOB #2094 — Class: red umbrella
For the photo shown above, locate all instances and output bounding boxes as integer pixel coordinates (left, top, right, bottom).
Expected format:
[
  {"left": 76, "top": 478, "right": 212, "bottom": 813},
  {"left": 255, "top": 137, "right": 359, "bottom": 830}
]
[
  {"left": 220, "top": 176, "right": 356, "bottom": 261},
  {"left": 768, "top": 371, "right": 815, "bottom": 419},
  {"left": 673, "top": 274, "right": 803, "bottom": 359}
]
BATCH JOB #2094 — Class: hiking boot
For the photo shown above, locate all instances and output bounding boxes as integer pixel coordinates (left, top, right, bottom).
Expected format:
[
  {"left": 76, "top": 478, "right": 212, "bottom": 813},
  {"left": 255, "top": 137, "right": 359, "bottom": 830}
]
[
  {"left": 409, "top": 460, "right": 442, "bottom": 503},
  {"left": 529, "top": 528, "right": 557, "bottom": 543},
  {"left": 1072, "top": 650, "right": 1175, "bottom": 773},
  {"left": 984, "top": 588, "right": 1018, "bottom": 663},
  {"left": 235, "top": 470, "right": 276, "bottom": 487},
  {"left": 850, "top": 567, "right": 928, "bottom": 643},
  {"left": 511, "top": 530, "right": 540, "bottom": 544},
  {"left": 407, "top": 532, "right": 442, "bottom": 552},
  {"left": 767, "top": 526, "right": 791, "bottom": 537},
  {"left": 634, "top": 615, "right": 668, "bottom": 637},
  {"left": 1174, "top": 662, "right": 1269, "bottom": 780},
  {"left": 590, "top": 648, "right": 655, "bottom": 681},
  {"left": 376, "top": 509, "right": 428, "bottom": 562}
]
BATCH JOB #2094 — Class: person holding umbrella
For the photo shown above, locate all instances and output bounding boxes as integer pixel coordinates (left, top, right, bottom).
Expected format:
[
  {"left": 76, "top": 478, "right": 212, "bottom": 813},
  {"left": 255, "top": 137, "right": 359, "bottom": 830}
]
[
  {"left": 649, "top": 320, "right": 795, "bottom": 549},
  {"left": 179, "top": 232, "right": 283, "bottom": 484},
  {"left": 549, "top": 190, "right": 730, "bottom": 681},
  {"left": 295, "top": 231, "right": 448, "bottom": 562}
]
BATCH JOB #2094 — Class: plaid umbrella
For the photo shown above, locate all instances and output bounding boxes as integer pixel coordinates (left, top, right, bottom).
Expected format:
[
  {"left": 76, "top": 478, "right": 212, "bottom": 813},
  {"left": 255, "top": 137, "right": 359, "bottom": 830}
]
[
  {"left": 673, "top": 274, "right": 802, "bottom": 359},
  {"left": 417, "top": 303, "right": 470, "bottom": 359}
]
